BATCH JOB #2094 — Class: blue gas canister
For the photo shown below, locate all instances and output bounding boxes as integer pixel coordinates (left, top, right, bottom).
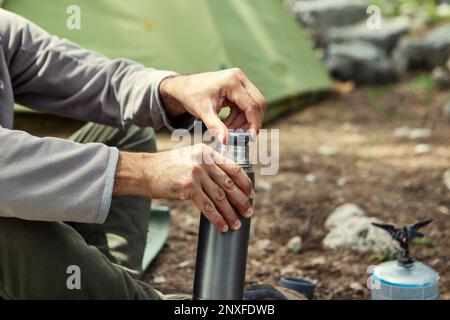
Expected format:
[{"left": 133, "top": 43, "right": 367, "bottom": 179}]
[{"left": 369, "top": 219, "right": 440, "bottom": 300}]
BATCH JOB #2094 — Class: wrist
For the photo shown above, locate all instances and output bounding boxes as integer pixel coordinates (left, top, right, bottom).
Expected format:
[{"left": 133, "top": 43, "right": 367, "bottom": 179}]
[
  {"left": 160, "top": 75, "right": 187, "bottom": 118},
  {"left": 113, "top": 151, "right": 148, "bottom": 197}
]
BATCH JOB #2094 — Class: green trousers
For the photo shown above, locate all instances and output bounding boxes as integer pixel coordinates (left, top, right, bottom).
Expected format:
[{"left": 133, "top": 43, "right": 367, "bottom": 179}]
[{"left": 0, "top": 123, "right": 161, "bottom": 299}]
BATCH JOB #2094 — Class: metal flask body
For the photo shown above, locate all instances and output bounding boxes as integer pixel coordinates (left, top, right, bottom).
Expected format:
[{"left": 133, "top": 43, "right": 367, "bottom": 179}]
[{"left": 193, "top": 133, "right": 254, "bottom": 300}]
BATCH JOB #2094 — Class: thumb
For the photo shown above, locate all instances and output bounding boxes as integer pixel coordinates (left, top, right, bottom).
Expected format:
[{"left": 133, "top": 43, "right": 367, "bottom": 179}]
[{"left": 202, "top": 110, "right": 228, "bottom": 144}]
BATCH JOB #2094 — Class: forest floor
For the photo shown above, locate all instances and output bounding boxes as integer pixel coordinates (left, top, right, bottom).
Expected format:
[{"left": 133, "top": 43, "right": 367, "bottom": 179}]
[{"left": 145, "top": 76, "right": 450, "bottom": 299}]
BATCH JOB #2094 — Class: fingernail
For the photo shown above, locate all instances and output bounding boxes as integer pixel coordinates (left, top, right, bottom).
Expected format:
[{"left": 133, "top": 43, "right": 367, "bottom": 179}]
[
  {"left": 221, "top": 225, "right": 229, "bottom": 233},
  {"left": 217, "top": 133, "right": 225, "bottom": 144},
  {"left": 249, "top": 189, "right": 255, "bottom": 199},
  {"left": 249, "top": 129, "right": 257, "bottom": 142},
  {"left": 246, "top": 207, "right": 254, "bottom": 217},
  {"left": 233, "top": 220, "right": 241, "bottom": 230}
]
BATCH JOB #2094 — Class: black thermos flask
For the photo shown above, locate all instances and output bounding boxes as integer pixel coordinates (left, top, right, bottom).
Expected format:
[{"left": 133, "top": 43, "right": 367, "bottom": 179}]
[{"left": 193, "top": 132, "right": 254, "bottom": 300}]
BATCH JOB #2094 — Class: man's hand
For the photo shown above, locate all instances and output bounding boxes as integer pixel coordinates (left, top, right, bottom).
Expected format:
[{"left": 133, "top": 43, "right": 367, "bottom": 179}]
[
  {"left": 113, "top": 144, "right": 254, "bottom": 232},
  {"left": 160, "top": 68, "right": 267, "bottom": 144}
]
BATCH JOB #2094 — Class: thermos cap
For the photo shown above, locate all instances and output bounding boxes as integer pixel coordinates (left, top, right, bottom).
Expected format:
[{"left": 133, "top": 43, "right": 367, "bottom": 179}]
[
  {"left": 215, "top": 132, "right": 251, "bottom": 166},
  {"left": 226, "top": 132, "right": 251, "bottom": 146}
]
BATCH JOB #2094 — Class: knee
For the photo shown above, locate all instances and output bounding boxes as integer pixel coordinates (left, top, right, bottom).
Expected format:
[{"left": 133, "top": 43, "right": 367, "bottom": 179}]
[
  {"left": 0, "top": 218, "right": 87, "bottom": 299},
  {"left": 0, "top": 218, "right": 85, "bottom": 258}
]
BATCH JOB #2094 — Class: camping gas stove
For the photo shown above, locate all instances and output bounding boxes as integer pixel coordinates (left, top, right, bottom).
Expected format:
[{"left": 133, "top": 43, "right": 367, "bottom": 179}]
[{"left": 370, "top": 219, "right": 440, "bottom": 300}]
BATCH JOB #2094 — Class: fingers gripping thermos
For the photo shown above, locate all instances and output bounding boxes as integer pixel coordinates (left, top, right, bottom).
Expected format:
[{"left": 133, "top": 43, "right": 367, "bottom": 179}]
[{"left": 193, "top": 132, "right": 254, "bottom": 300}]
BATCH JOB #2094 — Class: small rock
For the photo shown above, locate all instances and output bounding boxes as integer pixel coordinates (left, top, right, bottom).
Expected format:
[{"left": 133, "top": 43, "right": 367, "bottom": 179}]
[
  {"left": 430, "top": 258, "right": 441, "bottom": 267},
  {"left": 286, "top": 236, "right": 302, "bottom": 253},
  {"left": 183, "top": 215, "right": 197, "bottom": 227},
  {"left": 309, "top": 256, "right": 326, "bottom": 266},
  {"left": 153, "top": 275, "right": 166, "bottom": 284},
  {"left": 325, "top": 203, "right": 366, "bottom": 230},
  {"left": 342, "top": 122, "right": 353, "bottom": 132},
  {"left": 256, "top": 180, "right": 272, "bottom": 192},
  {"left": 350, "top": 282, "right": 365, "bottom": 293},
  {"left": 250, "top": 259, "right": 262, "bottom": 267},
  {"left": 337, "top": 177, "right": 348, "bottom": 187},
  {"left": 437, "top": 205, "right": 449, "bottom": 215},
  {"left": 393, "top": 126, "right": 411, "bottom": 139},
  {"left": 414, "top": 144, "right": 430, "bottom": 154},
  {"left": 301, "top": 155, "right": 311, "bottom": 163},
  {"left": 305, "top": 174, "right": 317, "bottom": 184},
  {"left": 255, "top": 267, "right": 271, "bottom": 277},
  {"left": 256, "top": 239, "right": 274, "bottom": 252},
  {"left": 408, "top": 128, "right": 431, "bottom": 140},
  {"left": 443, "top": 169, "right": 450, "bottom": 191},
  {"left": 394, "top": 127, "right": 431, "bottom": 140},
  {"left": 176, "top": 261, "right": 191, "bottom": 269},
  {"left": 280, "top": 264, "right": 298, "bottom": 276},
  {"left": 318, "top": 145, "right": 337, "bottom": 156}
]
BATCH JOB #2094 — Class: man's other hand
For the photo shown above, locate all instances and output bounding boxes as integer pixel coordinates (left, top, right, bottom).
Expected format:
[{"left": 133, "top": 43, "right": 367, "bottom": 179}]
[{"left": 159, "top": 68, "right": 267, "bottom": 144}]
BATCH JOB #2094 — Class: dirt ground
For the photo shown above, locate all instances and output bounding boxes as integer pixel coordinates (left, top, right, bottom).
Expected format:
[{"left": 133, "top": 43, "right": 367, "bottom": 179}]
[{"left": 144, "top": 78, "right": 450, "bottom": 299}]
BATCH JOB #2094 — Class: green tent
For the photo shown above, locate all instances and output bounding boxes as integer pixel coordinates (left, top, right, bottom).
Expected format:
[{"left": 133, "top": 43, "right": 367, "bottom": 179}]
[{"left": 3, "top": 0, "right": 332, "bottom": 120}]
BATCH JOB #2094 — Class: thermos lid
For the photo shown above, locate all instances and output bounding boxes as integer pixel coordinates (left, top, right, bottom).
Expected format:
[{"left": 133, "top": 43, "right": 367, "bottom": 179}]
[
  {"left": 215, "top": 132, "right": 251, "bottom": 165},
  {"left": 226, "top": 132, "right": 251, "bottom": 146}
]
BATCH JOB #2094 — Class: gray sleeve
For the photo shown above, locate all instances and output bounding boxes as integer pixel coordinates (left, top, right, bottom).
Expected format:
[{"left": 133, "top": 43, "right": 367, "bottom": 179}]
[
  {"left": 1, "top": 9, "right": 194, "bottom": 130},
  {"left": 0, "top": 126, "right": 117, "bottom": 223},
  {"left": 0, "top": 10, "right": 196, "bottom": 223}
]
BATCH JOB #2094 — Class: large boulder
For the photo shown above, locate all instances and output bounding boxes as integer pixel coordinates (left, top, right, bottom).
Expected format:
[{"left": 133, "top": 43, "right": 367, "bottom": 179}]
[
  {"left": 422, "top": 24, "right": 450, "bottom": 67},
  {"left": 323, "top": 40, "right": 396, "bottom": 84},
  {"left": 291, "top": 0, "right": 368, "bottom": 28},
  {"left": 392, "top": 37, "right": 430, "bottom": 72},
  {"left": 291, "top": 0, "right": 368, "bottom": 46},
  {"left": 328, "top": 17, "right": 410, "bottom": 53},
  {"left": 393, "top": 24, "right": 450, "bottom": 72}
]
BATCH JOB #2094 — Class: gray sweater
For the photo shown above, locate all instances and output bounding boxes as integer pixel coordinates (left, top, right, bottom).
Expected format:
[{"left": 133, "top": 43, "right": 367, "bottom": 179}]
[{"left": 0, "top": 9, "right": 187, "bottom": 224}]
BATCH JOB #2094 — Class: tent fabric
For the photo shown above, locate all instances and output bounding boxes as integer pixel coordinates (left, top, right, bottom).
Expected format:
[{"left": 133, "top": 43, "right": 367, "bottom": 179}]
[{"left": 3, "top": 0, "right": 332, "bottom": 107}]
